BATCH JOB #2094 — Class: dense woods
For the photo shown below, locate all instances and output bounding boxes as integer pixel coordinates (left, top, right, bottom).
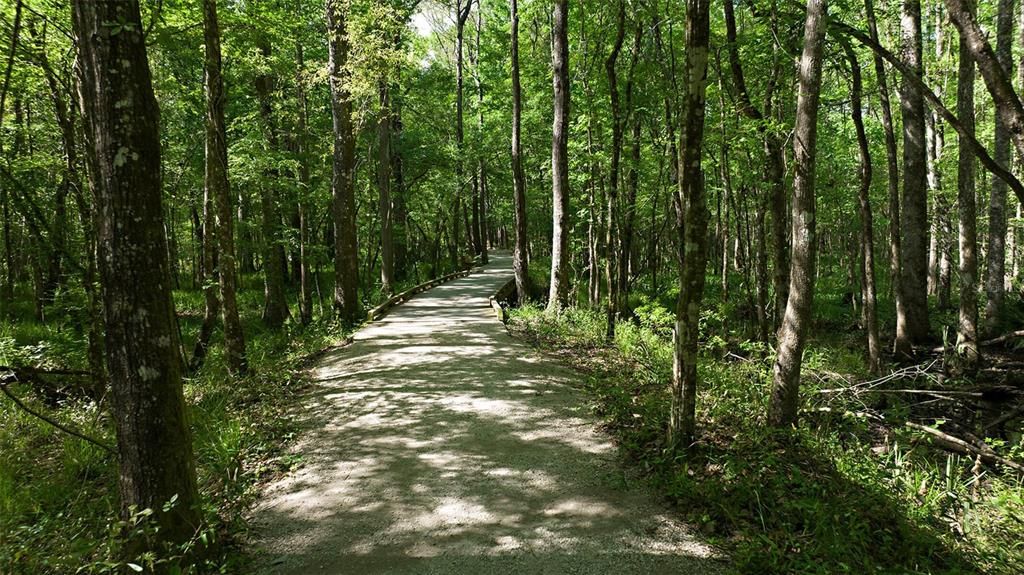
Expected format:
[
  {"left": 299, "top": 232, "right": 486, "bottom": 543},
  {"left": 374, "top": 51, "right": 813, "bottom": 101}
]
[{"left": 1, "top": 0, "right": 1024, "bottom": 572}]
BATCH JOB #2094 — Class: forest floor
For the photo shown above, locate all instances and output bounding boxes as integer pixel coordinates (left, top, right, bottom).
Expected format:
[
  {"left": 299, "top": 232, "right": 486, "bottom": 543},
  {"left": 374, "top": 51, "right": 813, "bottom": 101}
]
[{"left": 247, "top": 252, "right": 726, "bottom": 574}]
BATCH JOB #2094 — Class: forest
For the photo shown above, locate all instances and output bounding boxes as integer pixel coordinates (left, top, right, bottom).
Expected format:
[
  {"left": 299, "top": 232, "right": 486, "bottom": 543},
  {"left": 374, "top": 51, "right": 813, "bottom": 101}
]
[{"left": 1, "top": 0, "right": 1023, "bottom": 572}]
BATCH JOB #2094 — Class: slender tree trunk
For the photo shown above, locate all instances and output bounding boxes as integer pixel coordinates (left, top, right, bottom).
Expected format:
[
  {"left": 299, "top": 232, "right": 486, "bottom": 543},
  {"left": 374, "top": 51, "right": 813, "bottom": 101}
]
[
  {"left": 511, "top": 0, "right": 529, "bottom": 302},
  {"left": 453, "top": 1, "right": 472, "bottom": 268},
  {"left": 845, "top": 42, "right": 880, "bottom": 375},
  {"left": 956, "top": 3, "right": 981, "bottom": 370},
  {"left": 619, "top": 26, "right": 643, "bottom": 308},
  {"left": 295, "top": 43, "right": 313, "bottom": 325},
  {"left": 377, "top": 81, "right": 394, "bottom": 296},
  {"left": 253, "top": 41, "right": 290, "bottom": 328},
  {"left": 327, "top": 0, "right": 360, "bottom": 324},
  {"left": 547, "top": 0, "right": 570, "bottom": 311},
  {"left": 203, "top": 0, "right": 247, "bottom": 374},
  {"left": 73, "top": 0, "right": 200, "bottom": 550},
  {"left": 668, "top": 0, "right": 710, "bottom": 450},
  {"left": 768, "top": 0, "right": 828, "bottom": 427},
  {"left": 603, "top": 0, "right": 625, "bottom": 333},
  {"left": 474, "top": 7, "right": 488, "bottom": 264},
  {"left": 985, "top": 0, "right": 1014, "bottom": 333}
]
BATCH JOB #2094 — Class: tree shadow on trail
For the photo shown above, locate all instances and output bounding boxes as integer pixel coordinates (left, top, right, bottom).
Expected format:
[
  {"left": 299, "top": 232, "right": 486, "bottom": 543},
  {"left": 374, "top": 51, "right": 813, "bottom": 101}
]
[{"left": 247, "top": 254, "right": 727, "bottom": 574}]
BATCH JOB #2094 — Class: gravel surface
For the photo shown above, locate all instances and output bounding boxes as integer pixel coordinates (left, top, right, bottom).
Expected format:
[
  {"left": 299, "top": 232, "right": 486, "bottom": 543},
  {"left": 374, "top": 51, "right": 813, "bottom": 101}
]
[{"left": 250, "top": 252, "right": 725, "bottom": 574}]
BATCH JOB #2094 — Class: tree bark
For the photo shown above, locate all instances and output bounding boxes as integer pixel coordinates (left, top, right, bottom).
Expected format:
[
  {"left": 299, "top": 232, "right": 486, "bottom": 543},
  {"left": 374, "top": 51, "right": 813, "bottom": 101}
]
[
  {"left": 203, "top": 0, "right": 247, "bottom": 373},
  {"left": 73, "top": 0, "right": 200, "bottom": 550},
  {"left": 985, "top": 0, "right": 1014, "bottom": 334},
  {"left": 956, "top": 3, "right": 981, "bottom": 370},
  {"left": 327, "top": 0, "right": 360, "bottom": 324},
  {"left": 844, "top": 42, "right": 880, "bottom": 375},
  {"left": 603, "top": 0, "right": 625, "bottom": 334},
  {"left": 547, "top": 0, "right": 571, "bottom": 311},
  {"left": 768, "top": 0, "right": 827, "bottom": 427},
  {"left": 668, "top": 0, "right": 710, "bottom": 450},
  {"left": 378, "top": 81, "right": 394, "bottom": 296},
  {"left": 896, "top": 0, "right": 929, "bottom": 357},
  {"left": 511, "top": 0, "right": 529, "bottom": 302},
  {"left": 253, "top": 41, "right": 291, "bottom": 328},
  {"left": 295, "top": 42, "right": 314, "bottom": 325}
]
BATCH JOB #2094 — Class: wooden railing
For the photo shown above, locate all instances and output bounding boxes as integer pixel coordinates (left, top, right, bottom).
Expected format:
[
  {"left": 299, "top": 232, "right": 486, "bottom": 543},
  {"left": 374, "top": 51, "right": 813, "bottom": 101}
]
[
  {"left": 488, "top": 278, "right": 517, "bottom": 323},
  {"left": 365, "top": 257, "right": 481, "bottom": 323}
]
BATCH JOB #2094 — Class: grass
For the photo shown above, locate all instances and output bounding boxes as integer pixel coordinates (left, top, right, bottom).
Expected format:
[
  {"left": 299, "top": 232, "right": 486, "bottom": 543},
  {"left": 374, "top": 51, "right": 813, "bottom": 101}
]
[
  {"left": 0, "top": 278, "right": 357, "bottom": 574},
  {"left": 508, "top": 297, "right": 1024, "bottom": 574}
]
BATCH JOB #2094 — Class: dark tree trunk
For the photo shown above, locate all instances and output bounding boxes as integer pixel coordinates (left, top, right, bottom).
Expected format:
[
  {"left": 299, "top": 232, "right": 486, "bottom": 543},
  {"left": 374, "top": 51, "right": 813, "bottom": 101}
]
[
  {"left": 190, "top": 186, "right": 220, "bottom": 373},
  {"left": 73, "top": 0, "right": 200, "bottom": 551},
  {"left": 547, "top": 0, "right": 570, "bottom": 311},
  {"left": 253, "top": 41, "right": 291, "bottom": 328},
  {"left": 844, "top": 42, "right": 880, "bottom": 375},
  {"left": 984, "top": 0, "right": 1014, "bottom": 333},
  {"left": 511, "top": 0, "right": 529, "bottom": 302},
  {"left": 768, "top": 0, "right": 827, "bottom": 427},
  {"left": 603, "top": 0, "right": 625, "bottom": 334},
  {"left": 895, "top": 0, "right": 929, "bottom": 357},
  {"left": 203, "top": 0, "right": 247, "bottom": 373},
  {"left": 620, "top": 25, "right": 643, "bottom": 310},
  {"left": 667, "top": 0, "right": 710, "bottom": 450},
  {"left": 956, "top": 2, "right": 981, "bottom": 370},
  {"left": 295, "top": 43, "right": 314, "bottom": 325},
  {"left": 327, "top": 0, "right": 360, "bottom": 324}
]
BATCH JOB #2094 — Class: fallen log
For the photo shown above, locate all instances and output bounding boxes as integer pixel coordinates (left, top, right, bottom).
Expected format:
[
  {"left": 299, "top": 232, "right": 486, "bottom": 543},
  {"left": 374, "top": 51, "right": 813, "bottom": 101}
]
[
  {"left": 905, "top": 421, "right": 1024, "bottom": 474},
  {"left": 930, "top": 330, "right": 1024, "bottom": 353}
]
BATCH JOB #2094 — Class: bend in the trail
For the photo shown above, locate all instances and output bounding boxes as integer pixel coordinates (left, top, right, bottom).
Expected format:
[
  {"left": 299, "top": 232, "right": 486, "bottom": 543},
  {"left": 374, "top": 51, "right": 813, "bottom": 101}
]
[{"left": 251, "top": 252, "right": 724, "bottom": 574}]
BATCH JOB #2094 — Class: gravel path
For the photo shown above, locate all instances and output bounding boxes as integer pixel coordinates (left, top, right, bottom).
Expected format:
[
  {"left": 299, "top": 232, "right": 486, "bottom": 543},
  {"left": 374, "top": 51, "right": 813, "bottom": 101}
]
[{"left": 250, "top": 252, "right": 724, "bottom": 574}]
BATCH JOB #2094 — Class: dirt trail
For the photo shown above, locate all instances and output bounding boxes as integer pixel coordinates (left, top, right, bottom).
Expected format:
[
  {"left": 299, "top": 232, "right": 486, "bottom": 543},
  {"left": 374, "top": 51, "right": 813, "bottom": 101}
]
[{"left": 251, "top": 252, "right": 723, "bottom": 574}]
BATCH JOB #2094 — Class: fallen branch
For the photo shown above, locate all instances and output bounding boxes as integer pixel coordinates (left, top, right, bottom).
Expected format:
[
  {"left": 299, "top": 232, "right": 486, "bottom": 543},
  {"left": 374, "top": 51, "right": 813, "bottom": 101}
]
[
  {"left": 905, "top": 421, "right": 1024, "bottom": 474},
  {"left": 0, "top": 372, "right": 115, "bottom": 455},
  {"left": 930, "top": 330, "right": 1024, "bottom": 353}
]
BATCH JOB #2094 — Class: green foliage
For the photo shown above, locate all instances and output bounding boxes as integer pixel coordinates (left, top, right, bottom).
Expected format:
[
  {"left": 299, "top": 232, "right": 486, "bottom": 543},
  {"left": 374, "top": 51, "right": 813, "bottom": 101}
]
[{"left": 509, "top": 305, "right": 1023, "bottom": 574}]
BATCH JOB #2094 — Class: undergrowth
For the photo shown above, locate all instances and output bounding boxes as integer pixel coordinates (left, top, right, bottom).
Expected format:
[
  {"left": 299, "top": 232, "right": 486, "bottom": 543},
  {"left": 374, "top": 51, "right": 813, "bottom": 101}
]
[
  {"left": 509, "top": 302, "right": 1023, "bottom": 574},
  {"left": 0, "top": 283, "right": 355, "bottom": 574}
]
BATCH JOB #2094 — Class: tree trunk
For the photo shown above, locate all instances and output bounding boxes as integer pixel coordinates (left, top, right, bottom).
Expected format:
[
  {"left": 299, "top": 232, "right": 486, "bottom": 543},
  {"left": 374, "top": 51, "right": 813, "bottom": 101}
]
[
  {"left": 547, "top": 0, "right": 570, "bottom": 311},
  {"left": 768, "top": 0, "right": 828, "bottom": 427},
  {"left": 511, "top": 0, "right": 529, "bottom": 302},
  {"left": 845, "top": 42, "right": 880, "bottom": 375},
  {"left": 956, "top": 2, "right": 981, "bottom": 370},
  {"left": 984, "top": 0, "right": 1014, "bottom": 334},
  {"left": 895, "top": 0, "right": 929, "bottom": 357},
  {"left": 603, "top": 0, "right": 625, "bottom": 334},
  {"left": 190, "top": 186, "right": 220, "bottom": 373},
  {"left": 204, "top": 0, "right": 247, "bottom": 374},
  {"left": 474, "top": 7, "right": 488, "bottom": 264},
  {"left": 377, "top": 81, "right": 394, "bottom": 296},
  {"left": 253, "top": 41, "right": 291, "bottom": 328},
  {"left": 73, "top": 0, "right": 200, "bottom": 551},
  {"left": 295, "top": 43, "right": 314, "bottom": 325},
  {"left": 620, "top": 25, "right": 643, "bottom": 310},
  {"left": 668, "top": 0, "right": 710, "bottom": 450},
  {"left": 327, "top": 0, "right": 360, "bottom": 324}
]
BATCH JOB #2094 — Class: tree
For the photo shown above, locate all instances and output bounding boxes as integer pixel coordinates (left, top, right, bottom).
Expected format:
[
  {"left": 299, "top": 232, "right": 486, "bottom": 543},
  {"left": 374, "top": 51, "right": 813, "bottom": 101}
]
[
  {"left": 603, "top": 0, "right": 625, "bottom": 337},
  {"left": 72, "top": 0, "right": 200, "bottom": 550},
  {"left": 985, "top": 0, "right": 1014, "bottom": 333},
  {"left": 667, "top": 0, "right": 710, "bottom": 450},
  {"left": 203, "top": 0, "right": 247, "bottom": 374},
  {"left": 956, "top": 5, "right": 980, "bottom": 370},
  {"left": 547, "top": 0, "right": 571, "bottom": 311},
  {"left": 843, "top": 41, "right": 880, "bottom": 375},
  {"left": 895, "top": 0, "right": 929, "bottom": 358},
  {"left": 768, "top": 0, "right": 828, "bottom": 427},
  {"left": 328, "top": 0, "right": 360, "bottom": 324},
  {"left": 510, "top": 0, "right": 529, "bottom": 302}
]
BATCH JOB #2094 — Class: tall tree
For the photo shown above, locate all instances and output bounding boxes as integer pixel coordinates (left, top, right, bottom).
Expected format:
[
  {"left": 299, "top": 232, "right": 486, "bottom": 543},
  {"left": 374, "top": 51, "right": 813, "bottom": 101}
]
[
  {"left": 295, "top": 42, "right": 314, "bottom": 325},
  {"left": 547, "top": 0, "right": 571, "bottom": 311},
  {"left": 667, "top": 0, "right": 710, "bottom": 449},
  {"left": 378, "top": 81, "right": 394, "bottom": 296},
  {"left": 844, "top": 42, "right": 880, "bottom": 375},
  {"left": 895, "top": 0, "right": 929, "bottom": 357},
  {"left": 453, "top": 0, "right": 473, "bottom": 267},
  {"left": 603, "top": 0, "right": 625, "bottom": 336},
  {"left": 768, "top": 0, "right": 828, "bottom": 427},
  {"left": 956, "top": 6, "right": 980, "bottom": 370},
  {"left": 203, "top": 0, "right": 247, "bottom": 374},
  {"left": 985, "top": 0, "right": 1014, "bottom": 333},
  {"left": 327, "top": 0, "right": 360, "bottom": 324},
  {"left": 510, "top": 0, "right": 529, "bottom": 302},
  {"left": 72, "top": 0, "right": 200, "bottom": 550}
]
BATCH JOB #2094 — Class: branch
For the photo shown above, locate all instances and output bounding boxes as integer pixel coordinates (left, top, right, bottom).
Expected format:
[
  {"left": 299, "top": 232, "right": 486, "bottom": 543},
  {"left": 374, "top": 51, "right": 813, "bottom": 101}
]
[{"left": 0, "top": 371, "right": 115, "bottom": 456}]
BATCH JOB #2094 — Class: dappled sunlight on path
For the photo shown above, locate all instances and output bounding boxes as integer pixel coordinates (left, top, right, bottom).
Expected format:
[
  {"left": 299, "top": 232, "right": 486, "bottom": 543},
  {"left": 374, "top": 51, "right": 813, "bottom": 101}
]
[{"left": 251, "top": 252, "right": 723, "bottom": 574}]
